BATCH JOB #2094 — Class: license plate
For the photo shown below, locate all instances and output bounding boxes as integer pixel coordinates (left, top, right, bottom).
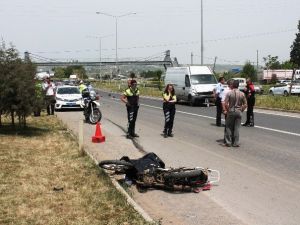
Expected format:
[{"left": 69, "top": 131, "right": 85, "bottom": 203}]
[{"left": 66, "top": 102, "right": 75, "bottom": 105}]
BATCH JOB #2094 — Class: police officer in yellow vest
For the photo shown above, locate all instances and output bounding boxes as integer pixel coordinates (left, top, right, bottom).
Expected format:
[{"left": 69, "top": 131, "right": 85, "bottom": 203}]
[
  {"left": 121, "top": 79, "right": 140, "bottom": 139},
  {"left": 79, "top": 80, "right": 87, "bottom": 93},
  {"left": 162, "top": 84, "right": 177, "bottom": 138}
]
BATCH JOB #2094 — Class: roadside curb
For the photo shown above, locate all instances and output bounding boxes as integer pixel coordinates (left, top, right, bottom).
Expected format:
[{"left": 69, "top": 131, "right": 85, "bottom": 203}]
[{"left": 59, "top": 118, "right": 154, "bottom": 224}]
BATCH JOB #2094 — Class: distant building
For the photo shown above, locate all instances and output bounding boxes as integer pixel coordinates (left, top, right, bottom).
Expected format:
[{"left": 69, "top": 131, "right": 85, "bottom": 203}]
[{"left": 263, "top": 70, "right": 294, "bottom": 80}]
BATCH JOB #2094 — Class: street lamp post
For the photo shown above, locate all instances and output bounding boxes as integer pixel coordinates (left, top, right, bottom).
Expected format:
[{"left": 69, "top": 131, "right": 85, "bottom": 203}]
[
  {"left": 96, "top": 11, "right": 136, "bottom": 75},
  {"left": 87, "top": 34, "right": 113, "bottom": 81}
]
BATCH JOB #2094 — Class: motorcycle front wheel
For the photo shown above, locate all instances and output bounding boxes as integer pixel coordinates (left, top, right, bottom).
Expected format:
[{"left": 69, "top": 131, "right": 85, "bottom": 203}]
[
  {"left": 99, "top": 160, "right": 134, "bottom": 173},
  {"left": 89, "top": 108, "right": 102, "bottom": 124}
]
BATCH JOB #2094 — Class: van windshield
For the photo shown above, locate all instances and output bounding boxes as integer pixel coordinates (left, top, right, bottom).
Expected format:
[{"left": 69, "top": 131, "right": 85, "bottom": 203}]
[{"left": 190, "top": 74, "right": 217, "bottom": 84}]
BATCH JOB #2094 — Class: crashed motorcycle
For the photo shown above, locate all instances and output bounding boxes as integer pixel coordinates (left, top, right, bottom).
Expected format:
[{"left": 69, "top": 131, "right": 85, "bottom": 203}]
[
  {"left": 82, "top": 89, "right": 102, "bottom": 124},
  {"left": 99, "top": 152, "right": 220, "bottom": 192}
]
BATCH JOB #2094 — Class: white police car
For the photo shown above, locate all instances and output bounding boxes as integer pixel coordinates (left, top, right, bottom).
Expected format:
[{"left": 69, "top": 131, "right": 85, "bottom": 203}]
[{"left": 55, "top": 86, "right": 84, "bottom": 110}]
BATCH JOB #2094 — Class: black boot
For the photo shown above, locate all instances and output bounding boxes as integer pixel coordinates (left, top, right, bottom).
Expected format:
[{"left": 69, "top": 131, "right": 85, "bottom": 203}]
[
  {"left": 242, "top": 121, "right": 249, "bottom": 126},
  {"left": 249, "top": 116, "right": 254, "bottom": 127},
  {"left": 163, "top": 129, "right": 168, "bottom": 138},
  {"left": 168, "top": 130, "right": 174, "bottom": 137}
]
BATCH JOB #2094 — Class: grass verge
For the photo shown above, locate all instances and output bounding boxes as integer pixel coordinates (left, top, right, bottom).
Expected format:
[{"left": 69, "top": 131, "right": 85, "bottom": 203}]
[
  {"left": 0, "top": 114, "right": 151, "bottom": 225},
  {"left": 256, "top": 95, "right": 300, "bottom": 111}
]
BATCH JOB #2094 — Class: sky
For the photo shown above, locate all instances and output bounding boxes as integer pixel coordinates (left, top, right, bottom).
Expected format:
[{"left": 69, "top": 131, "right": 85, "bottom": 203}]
[{"left": 1, "top": 0, "right": 300, "bottom": 66}]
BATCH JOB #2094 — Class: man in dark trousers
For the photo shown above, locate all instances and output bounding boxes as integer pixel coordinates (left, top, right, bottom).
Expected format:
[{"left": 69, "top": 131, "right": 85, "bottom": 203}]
[
  {"left": 214, "top": 77, "right": 225, "bottom": 126},
  {"left": 242, "top": 78, "right": 256, "bottom": 127},
  {"left": 42, "top": 77, "right": 56, "bottom": 115},
  {"left": 223, "top": 80, "right": 247, "bottom": 147},
  {"left": 121, "top": 79, "right": 140, "bottom": 139}
]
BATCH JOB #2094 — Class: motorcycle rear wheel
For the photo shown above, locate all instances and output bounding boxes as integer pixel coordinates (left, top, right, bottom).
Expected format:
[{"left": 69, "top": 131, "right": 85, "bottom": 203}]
[
  {"left": 99, "top": 160, "right": 134, "bottom": 173},
  {"left": 89, "top": 108, "right": 102, "bottom": 124}
]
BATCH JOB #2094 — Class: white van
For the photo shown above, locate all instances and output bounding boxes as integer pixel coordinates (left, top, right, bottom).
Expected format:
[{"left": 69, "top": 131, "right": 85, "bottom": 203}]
[{"left": 164, "top": 66, "right": 217, "bottom": 106}]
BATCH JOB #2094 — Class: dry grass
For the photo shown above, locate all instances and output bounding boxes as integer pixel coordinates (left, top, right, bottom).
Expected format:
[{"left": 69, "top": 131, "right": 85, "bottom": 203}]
[
  {"left": 0, "top": 115, "right": 150, "bottom": 225},
  {"left": 256, "top": 95, "right": 300, "bottom": 111}
]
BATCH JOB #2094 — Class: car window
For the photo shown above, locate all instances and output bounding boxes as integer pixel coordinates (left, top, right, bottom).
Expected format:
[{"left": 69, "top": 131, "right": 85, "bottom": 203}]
[{"left": 57, "top": 87, "right": 80, "bottom": 94}]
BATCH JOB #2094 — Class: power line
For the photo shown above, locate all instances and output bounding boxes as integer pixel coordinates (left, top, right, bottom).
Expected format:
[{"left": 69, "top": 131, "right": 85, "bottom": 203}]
[{"left": 30, "top": 27, "right": 296, "bottom": 56}]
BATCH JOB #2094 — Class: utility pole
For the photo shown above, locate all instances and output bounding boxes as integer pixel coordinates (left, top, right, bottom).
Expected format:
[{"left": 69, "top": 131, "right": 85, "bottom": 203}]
[
  {"left": 86, "top": 34, "right": 113, "bottom": 81},
  {"left": 191, "top": 52, "right": 194, "bottom": 65},
  {"left": 99, "top": 38, "right": 102, "bottom": 81},
  {"left": 256, "top": 50, "right": 259, "bottom": 81},
  {"left": 213, "top": 56, "right": 217, "bottom": 73},
  {"left": 201, "top": 0, "right": 204, "bottom": 65}
]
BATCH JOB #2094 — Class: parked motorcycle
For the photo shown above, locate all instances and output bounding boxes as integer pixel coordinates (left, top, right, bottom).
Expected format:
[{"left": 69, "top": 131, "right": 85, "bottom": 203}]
[
  {"left": 82, "top": 89, "right": 102, "bottom": 124},
  {"left": 99, "top": 152, "right": 220, "bottom": 192}
]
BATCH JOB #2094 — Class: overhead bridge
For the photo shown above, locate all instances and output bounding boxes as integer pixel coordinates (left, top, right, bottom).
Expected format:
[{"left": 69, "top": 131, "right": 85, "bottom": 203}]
[{"left": 34, "top": 60, "right": 173, "bottom": 67}]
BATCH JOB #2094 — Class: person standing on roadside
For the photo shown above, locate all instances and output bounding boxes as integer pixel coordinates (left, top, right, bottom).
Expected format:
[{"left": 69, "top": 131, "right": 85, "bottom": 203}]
[
  {"left": 214, "top": 77, "right": 225, "bottom": 127},
  {"left": 121, "top": 79, "right": 140, "bottom": 139},
  {"left": 242, "top": 78, "right": 255, "bottom": 127},
  {"left": 162, "top": 84, "right": 177, "bottom": 138},
  {"left": 221, "top": 79, "right": 234, "bottom": 142},
  {"left": 223, "top": 80, "right": 247, "bottom": 147},
  {"left": 42, "top": 77, "right": 56, "bottom": 115}
]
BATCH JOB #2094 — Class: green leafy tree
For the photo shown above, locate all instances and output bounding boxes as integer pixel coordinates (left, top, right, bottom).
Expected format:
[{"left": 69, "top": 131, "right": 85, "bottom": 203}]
[
  {"left": 290, "top": 20, "right": 300, "bottom": 67},
  {"left": 221, "top": 71, "right": 235, "bottom": 81},
  {"left": 241, "top": 61, "right": 257, "bottom": 81},
  {"left": 53, "top": 67, "right": 67, "bottom": 78},
  {"left": 263, "top": 55, "right": 281, "bottom": 69},
  {"left": 281, "top": 60, "right": 295, "bottom": 69},
  {"left": 0, "top": 42, "right": 36, "bottom": 127}
]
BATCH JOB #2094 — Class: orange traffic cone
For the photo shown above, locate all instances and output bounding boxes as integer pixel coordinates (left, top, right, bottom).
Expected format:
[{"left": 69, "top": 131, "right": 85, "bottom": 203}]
[{"left": 92, "top": 122, "right": 106, "bottom": 143}]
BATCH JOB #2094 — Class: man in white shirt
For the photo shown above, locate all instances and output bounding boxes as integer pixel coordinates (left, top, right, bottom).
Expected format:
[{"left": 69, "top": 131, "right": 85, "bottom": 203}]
[{"left": 42, "top": 77, "right": 56, "bottom": 115}]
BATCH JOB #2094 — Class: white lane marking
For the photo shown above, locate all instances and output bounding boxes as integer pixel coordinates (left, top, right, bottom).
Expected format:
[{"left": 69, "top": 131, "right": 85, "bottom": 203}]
[
  {"left": 140, "top": 103, "right": 300, "bottom": 137},
  {"left": 101, "top": 97, "right": 300, "bottom": 137},
  {"left": 254, "top": 109, "right": 300, "bottom": 119}
]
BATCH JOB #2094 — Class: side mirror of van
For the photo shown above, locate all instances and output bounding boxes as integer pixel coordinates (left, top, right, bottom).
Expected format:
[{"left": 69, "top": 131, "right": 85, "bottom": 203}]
[{"left": 185, "top": 75, "right": 191, "bottom": 87}]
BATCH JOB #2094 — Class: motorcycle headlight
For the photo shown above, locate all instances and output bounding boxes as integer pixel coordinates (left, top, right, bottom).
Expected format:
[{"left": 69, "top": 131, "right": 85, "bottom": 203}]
[{"left": 90, "top": 91, "right": 96, "bottom": 100}]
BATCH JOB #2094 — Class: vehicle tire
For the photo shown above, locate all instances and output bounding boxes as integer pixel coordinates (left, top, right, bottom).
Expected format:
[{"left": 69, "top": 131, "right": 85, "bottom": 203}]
[
  {"left": 99, "top": 160, "right": 134, "bottom": 173},
  {"left": 283, "top": 91, "right": 289, "bottom": 97},
  {"left": 269, "top": 90, "right": 274, "bottom": 96},
  {"left": 164, "top": 168, "right": 206, "bottom": 179},
  {"left": 89, "top": 108, "right": 102, "bottom": 124},
  {"left": 188, "top": 96, "right": 196, "bottom": 106}
]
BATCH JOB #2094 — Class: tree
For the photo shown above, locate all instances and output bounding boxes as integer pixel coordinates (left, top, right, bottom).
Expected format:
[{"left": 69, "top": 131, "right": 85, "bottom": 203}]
[
  {"left": 53, "top": 67, "right": 66, "bottom": 78},
  {"left": 53, "top": 65, "right": 87, "bottom": 80},
  {"left": 281, "top": 60, "right": 295, "bottom": 69},
  {"left": 241, "top": 61, "right": 257, "bottom": 81},
  {"left": 263, "top": 55, "right": 281, "bottom": 69},
  {"left": 290, "top": 20, "right": 300, "bottom": 67},
  {"left": 0, "top": 42, "right": 36, "bottom": 127}
]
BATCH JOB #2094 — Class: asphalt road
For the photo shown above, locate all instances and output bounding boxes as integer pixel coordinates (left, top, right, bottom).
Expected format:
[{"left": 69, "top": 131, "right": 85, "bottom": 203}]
[
  {"left": 57, "top": 89, "right": 300, "bottom": 225},
  {"left": 95, "top": 89, "right": 300, "bottom": 225}
]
